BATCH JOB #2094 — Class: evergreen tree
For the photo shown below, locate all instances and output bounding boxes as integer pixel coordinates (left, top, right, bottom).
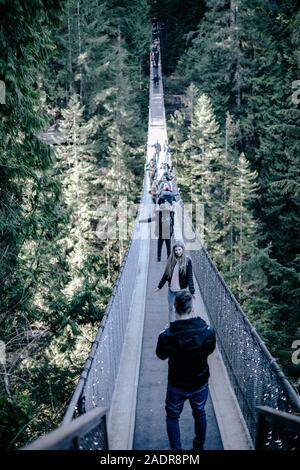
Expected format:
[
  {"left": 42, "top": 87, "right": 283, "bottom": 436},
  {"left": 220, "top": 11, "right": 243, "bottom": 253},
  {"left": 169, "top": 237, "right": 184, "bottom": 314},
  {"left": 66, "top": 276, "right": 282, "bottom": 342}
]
[
  {"left": 0, "top": 0, "right": 69, "bottom": 449},
  {"left": 56, "top": 94, "right": 100, "bottom": 290},
  {"left": 182, "top": 83, "right": 200, "bottom": 125},
  {"left": 168, "top": 109, "right": 188, "bottom": 196},
  {"left": 224, "top": 153, "right": 258, "bottom": 293},
  {"left": 178, "top": 0, "right": 250, "bottom": 125},
  {"left": 0, "top": 0, "right": 150, "bottom": 448},
  {"left": 184, "top": 93, "right": 226, "bottom": 254}
]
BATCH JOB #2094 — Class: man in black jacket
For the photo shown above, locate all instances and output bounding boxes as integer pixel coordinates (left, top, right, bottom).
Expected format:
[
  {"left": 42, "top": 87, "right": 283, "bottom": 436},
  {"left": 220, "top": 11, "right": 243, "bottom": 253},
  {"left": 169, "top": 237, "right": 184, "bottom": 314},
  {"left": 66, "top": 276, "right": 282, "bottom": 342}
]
[
  {"left": 156, "top": 291, "right": 216, "bottom": 450},
  {"left": 139, "top": 202, "right": 174, "bottom": 261}
]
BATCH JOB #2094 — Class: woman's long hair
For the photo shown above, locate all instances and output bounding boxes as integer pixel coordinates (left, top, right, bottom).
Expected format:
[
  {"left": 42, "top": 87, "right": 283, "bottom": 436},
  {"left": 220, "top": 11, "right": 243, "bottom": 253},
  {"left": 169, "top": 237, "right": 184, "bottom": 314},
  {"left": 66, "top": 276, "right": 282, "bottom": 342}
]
[{"left": 164, "top": 241, "right": 188, "bottom": 279}]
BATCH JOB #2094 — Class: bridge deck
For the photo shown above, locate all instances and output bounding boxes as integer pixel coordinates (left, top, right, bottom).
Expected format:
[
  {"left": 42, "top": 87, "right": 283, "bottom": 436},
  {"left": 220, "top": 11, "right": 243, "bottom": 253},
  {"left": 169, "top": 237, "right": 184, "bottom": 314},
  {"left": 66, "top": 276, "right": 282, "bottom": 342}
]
[{"left": 133, "top": 240, "right": 223, "bottom": 450}]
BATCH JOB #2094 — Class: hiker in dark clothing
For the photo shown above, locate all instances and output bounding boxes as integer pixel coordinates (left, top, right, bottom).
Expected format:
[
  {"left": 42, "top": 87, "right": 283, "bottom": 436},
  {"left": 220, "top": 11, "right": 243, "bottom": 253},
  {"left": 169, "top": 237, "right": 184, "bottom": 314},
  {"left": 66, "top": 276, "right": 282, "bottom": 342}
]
[
  {"left": 155, "top": 203, "right": 174, "bottom": 261},
  {"left": 153, "top": 70, "right": 160, "bottom": 88},
  {"left": 157, "top": 182, "right": 178, "bottom": 206},
  {"left": 152, "top": 27, "right": 159, "bottom": 41},
  {"left": 151, "top": 44, "right": 159, "bottom": 66},
  {"left": 139, "top": 201, "right": 174, "bottom": 261},
  {"left": 156, "top": 290, "right": 216, "bottom": 451}
]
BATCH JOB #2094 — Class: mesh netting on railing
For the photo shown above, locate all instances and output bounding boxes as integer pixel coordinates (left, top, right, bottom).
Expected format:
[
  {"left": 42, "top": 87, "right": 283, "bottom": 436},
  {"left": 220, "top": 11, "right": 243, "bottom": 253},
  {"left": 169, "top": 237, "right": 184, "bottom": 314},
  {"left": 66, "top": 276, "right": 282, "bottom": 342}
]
[
  {"left": 63, "top": 213, "right": 143, "bottom": 423},
  {"left": 77, "top": 416, "right": 108, "bottom": 450},
  {"left": 171, "top": 167, "right": 300, "bottom": 448},
  {"left": 189, "top": 242, "right": 300, "bottom": 446},
  {"left": 82, "top": 237, "right": 140, "bottom": 413}
]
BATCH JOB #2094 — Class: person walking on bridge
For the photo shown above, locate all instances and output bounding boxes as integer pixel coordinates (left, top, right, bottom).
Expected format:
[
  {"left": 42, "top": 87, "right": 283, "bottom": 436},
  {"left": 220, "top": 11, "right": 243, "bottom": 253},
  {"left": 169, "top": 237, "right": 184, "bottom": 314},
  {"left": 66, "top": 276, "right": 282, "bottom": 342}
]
[
  {"left": 155, "top": 241, "right": 195, "bottom": 323},
  {"left": 145, "top": 158, "right": 157, "bottom": 186},
  {"left": 153, "top": 69, "right": 160, "bottom": 89},
  {"left": 156, "top": 290, "right": 216, "bottom": 451},
  {"left": 139, "top": 200, "right": 174, "bottom": 262},
  {"left": 148, "top": 140, "right": 161, "bottom": 160}
]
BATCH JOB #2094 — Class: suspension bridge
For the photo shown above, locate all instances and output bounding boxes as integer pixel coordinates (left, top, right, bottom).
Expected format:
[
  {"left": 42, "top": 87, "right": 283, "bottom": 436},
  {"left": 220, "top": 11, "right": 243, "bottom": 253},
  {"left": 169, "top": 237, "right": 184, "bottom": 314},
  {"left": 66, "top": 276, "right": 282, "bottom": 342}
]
[{"left": 25, "top": 31, "right": 300, "bottom": 452}]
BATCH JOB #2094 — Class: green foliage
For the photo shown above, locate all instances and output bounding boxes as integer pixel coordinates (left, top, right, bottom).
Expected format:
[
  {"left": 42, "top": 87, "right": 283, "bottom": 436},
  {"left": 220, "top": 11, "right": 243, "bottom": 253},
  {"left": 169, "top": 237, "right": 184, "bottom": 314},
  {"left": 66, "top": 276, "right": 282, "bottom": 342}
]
[
  {"left": 0, "top": 390, "right": 33, "bottom": 449},
  {"left": 0, "top": 0, "right": 150, "bottom": 448}
]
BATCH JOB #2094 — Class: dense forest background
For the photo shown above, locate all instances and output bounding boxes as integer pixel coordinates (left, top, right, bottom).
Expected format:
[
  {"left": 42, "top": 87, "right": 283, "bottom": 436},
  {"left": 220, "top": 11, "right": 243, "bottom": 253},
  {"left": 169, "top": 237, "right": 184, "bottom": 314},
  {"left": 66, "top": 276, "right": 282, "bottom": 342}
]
[
  {"left": 0, "top": 0, "right": 150, "bottom": 448},
  {"left": 0, "top": 0, "right": 299, "bottom": 448}
]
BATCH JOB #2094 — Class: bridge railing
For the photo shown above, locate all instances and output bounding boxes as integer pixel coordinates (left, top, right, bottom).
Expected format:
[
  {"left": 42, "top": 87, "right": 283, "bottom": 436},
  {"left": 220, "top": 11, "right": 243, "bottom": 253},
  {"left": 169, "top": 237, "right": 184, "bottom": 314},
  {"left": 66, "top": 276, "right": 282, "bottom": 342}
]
[
  {"left": 186, "top": 229, "right": 300, "bottom": 447},
  {"left": 172, "top": 191, "right": 300, "bottom": 448},
  {"left": 62, "top": 185, "right": 149, "bottom": 426}
]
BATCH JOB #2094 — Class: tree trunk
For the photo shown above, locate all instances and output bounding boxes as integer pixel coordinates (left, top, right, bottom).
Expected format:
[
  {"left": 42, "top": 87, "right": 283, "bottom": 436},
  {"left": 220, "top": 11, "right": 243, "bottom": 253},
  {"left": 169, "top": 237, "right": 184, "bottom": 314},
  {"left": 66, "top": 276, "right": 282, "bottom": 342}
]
[
  {"left": 73, "top": 109, "right": 83, "bottom": 268},
  {"left": 238, "top": 193, "right": 243, "bottom": 294},
  {"left": 230, "top": 1, "right": 241, "bottom": 107}
]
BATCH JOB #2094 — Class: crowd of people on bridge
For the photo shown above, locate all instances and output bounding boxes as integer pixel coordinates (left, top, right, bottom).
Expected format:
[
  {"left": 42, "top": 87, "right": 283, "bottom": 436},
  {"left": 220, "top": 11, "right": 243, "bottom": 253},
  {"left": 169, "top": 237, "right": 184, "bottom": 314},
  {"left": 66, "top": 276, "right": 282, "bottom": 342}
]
[{"left": 142, "top": 138, "right": 178, "bottom": 262}]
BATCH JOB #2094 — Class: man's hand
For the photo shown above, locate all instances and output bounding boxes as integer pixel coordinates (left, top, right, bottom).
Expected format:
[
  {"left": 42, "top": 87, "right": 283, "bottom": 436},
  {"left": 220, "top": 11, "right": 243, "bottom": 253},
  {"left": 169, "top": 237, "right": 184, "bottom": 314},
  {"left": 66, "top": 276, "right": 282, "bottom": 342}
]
[{"left": 154, "top": 287, "right": 160, "bottom": 293}]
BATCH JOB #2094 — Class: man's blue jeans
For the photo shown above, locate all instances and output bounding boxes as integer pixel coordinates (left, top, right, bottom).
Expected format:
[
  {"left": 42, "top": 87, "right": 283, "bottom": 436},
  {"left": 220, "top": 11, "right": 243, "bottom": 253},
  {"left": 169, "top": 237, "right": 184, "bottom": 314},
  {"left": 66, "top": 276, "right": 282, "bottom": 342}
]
[{"left": 165, "top": 382, "right": 209, "bottom": 450}]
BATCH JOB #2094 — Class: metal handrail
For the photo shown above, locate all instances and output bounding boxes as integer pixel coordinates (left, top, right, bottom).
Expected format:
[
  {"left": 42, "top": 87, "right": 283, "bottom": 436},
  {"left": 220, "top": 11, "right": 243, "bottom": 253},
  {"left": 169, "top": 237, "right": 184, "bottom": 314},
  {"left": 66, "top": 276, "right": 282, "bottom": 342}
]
[
  {"left": 24, "top": 407, "right": 108, "bottom": 450},
  {"left": 62, "top": 173, "right": 149, "bottom": 424},
  {"left": 170, "top": 167, "right": 300, "bottom": 450},
  {"left": 62, "top": 235, "right": 135, "bottom": 424},
  {"left": 198, "top": 240, "right": 300, "bottom": 410}
]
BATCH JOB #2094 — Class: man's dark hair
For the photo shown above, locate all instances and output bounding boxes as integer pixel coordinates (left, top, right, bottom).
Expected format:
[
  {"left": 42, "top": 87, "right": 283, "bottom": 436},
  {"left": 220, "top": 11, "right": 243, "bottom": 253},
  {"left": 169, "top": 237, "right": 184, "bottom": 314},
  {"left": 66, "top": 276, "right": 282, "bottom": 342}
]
[{"left": 174, "top": 291, "right": 193, "bottom": 315}]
